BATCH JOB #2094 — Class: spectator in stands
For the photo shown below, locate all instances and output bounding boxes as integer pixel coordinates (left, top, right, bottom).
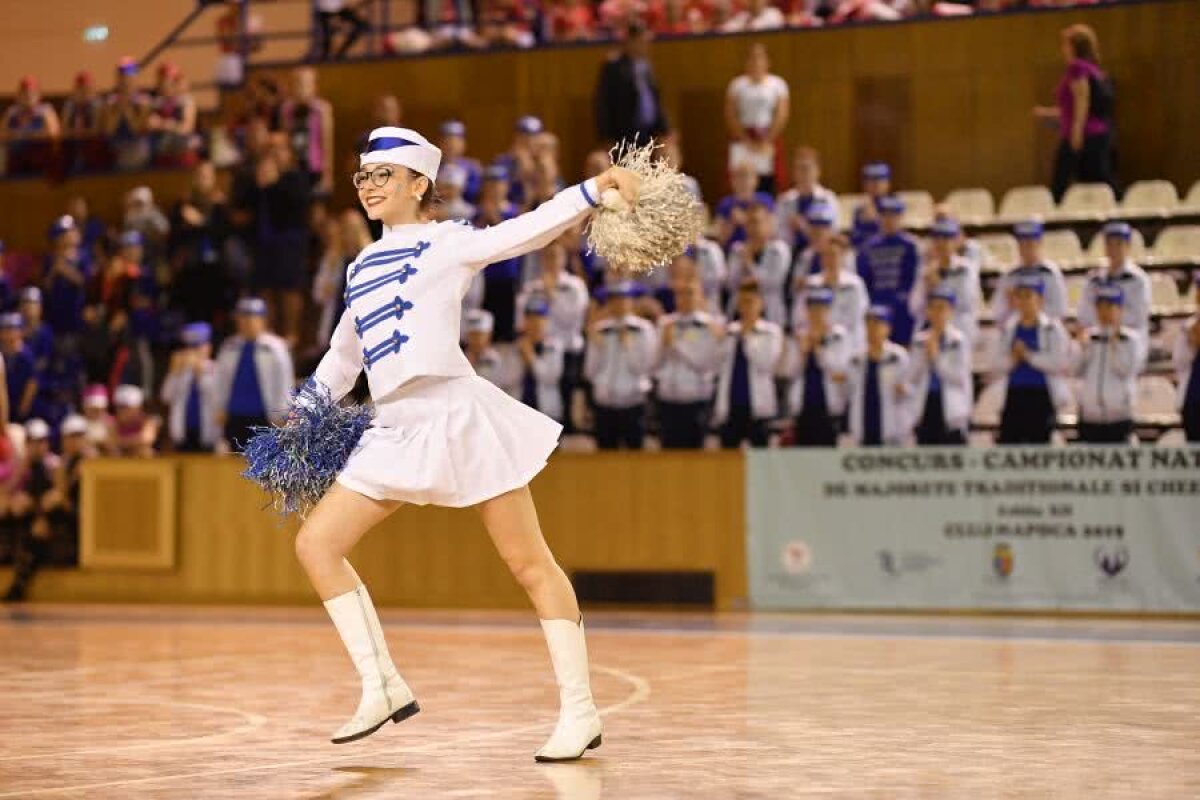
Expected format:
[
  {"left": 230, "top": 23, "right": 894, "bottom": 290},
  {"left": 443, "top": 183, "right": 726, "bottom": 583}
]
[
  {"left": 161, "top": 323, "right": 220, "bottom": 453},
  {"left": 724, "top": 0, "right": 786, "bottom": 32},
  {"left": 790, "top": 203, "right": 852, "bottom": 280},
  {"left": 61, "top": 71, "right": 105, "bottom": 173},
  {"left": 655, "top": 275, "right": 724, "bottom": 449},
  {"left": 713, "top": 280, "right": 782, "bottom": 449},
  {"left": 315, "top": 0, "right": 371, "bottom": 59},
  {"left": 725, "top": 44, "right": 789, "bottom": 194},
  {"left": 214, "top": 297, "right": 294, "bottom": 451},
  {"left": 65, "top": 196, "right": 108, "bottom": 261},
  {"left": 148, "top": 65, "right": 198, "bottom": 166},
  {"left": 992, "top": 219, "right": 1069, "bottom": 323},
  {"left": 438, "top": 120, "right": 482, "bottom": 203},
  {"left": 2, "top": 418, "right": 58, "bottom": 603},
  {"left": 995, "top": 276, "right": 1071, "bottom": 445},
  {"left": 463, "top": 309, "right": 517, "bottom": 394},
  {"left": 647, "top": 0, "right": 706, "bottom": 35},
  {"left": 494, "top": 116, "right": 542, "bottom": 208},
  {"left": 726, "top": 203, "right": 791, "bottom": 327},
  {"left": 715, "top": 162, "right": 775, "bottom": 249},
  {"left": 792, "top": 233, "right": 868, "bottom": 349},
  {"left": 856, "top": 195, "right": 919, "bottom": 345},
  {"left": 123, "top": 186, "right": 171, "bottom": 268},
  {"left": 515, "top": 241, "right": 589, "bottom": 432},
  {"left": 689, "top": 238, "right": 727, "bottom": 316},
  {"left": 932, "top": 204, "right": 984, "bottom": 273},
  {"left": 0, "top": 314, "right": 37, "bottom": 424},
  {"left": 110, "top": 385, "right": 158, "bottom": 458},
  {"left": 312, "top": 211, "right": 370, "bottom": 349},
  {"left": 1034, "top": 24, "right": 1116, "bottom": 202},
  {"left": 784, "top": 288, "right": 850, "bottom": 447},
  {"left": 775, "top": 147, "right": 838, "bottom": 255},
  {"left": 19, "top": 289, "right": 54, "bottom": 376},
  {"left": 1175, "top": 276, "right": 1200, "bottom": 443},
  {"left": 585, "top": 282, "right": 658, "bottom": 450},
  {"left": 215, "top": 0, "right": 264, "bottom": 88},
  {"left": 474, "top": 166, "right": 523, "bottom": 342},
  {"left": 846, "top": 306, "right": 911, "bottom": 447},
  {"left": 1077, "top": 222, "right": 1151, "bottom": 336},
  {"left": 42, "top": 215, "right": 92, "bottom": 338},
  {"left": 81, "top": 385, "right": 114, "bottom": 454},
  {"left": 1073, "top": 286, "right": 1145, "bottom": 445},
  {"left": 0, "top": 75, "right": 60, "bottom": 177},
  {"left": 908, "top": 288, "right": 971, "bottom": 446},
  {"left": 515, "top": 298, "right": 566, "bottom": 421},
  {"left": 435, "top": 163, "right": 476, "bottom": 222},
  {"left": 851, "top": 162, "right": 891, "bottom": 246},
  {"left": 250, "top": 139, "right": 313, "bottom": 347},
  {"left": 168, "top": 161, "right": 233, "bottom": 325},
  {"left": 547, "top": 0, "right": 598, "bottom": 42},
  {"left": 910, "top": 218, "right": 980, "bottom": 343},
  {"left": 40, "top": 414, "right": 92, "bottom": 564},
  {"left": 103, "top": 58, "right": 151, "bottom": 171},
  {"left": 594, "top": 23, "right": 670, "bottom": 148},
  {"left": 278, "top": 67, "right": 335, "bottom": 195},
  {"left": 473, "top": 0, "right": 536, "bottom": 48}
]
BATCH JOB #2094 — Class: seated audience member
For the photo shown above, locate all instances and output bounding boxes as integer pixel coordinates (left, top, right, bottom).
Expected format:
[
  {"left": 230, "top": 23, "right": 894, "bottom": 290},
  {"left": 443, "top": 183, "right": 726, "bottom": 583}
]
[
  {"left": 61, "top": 71, "right": 106, "bottom": 171},
  {"left": 81, "top": 385, "right": 115, "bottom": 454},
  {"left": 473, "top": 0, "right": 536, "bottom": 49},
  {"left": 1073, "top": 286, "right": 1145, "bottom": 444},
  {"left": 723, "top": 0, "right": 786, "bottom": 32},
  {"left": 1, "top": 75, "right": 61, "bottom": 176},
  {"left": 0, "top": 314, "right": 38, "bottom": 423},
  {"left": 713, "top": 280, "right": 783, "bottom": 449},
  {"left": 784, "top": 288, "right": 850, "bottom": 447},
  {"left": 991, "top": 219, "right": 1069, "bottom": 323},
  {"left": 584, "top": 282, "right": 658, "bottom": 450},
  {"left": 910, "top": 217, "right": 980, "bottom": 343},
  {"left": 148, "top": 64, "right": 198, "bottom": 166},
  {"left": 850, "top": 162, "right": 891, "bottom": 246},
  {"left": 214, "top": 297, "right": 295, "bottom": 451},
  {"left": 856, "top": 195, "right": 919, "bottom": 345},
  {"left": 161, "top": 323, "right": 220, "bottom": 453},
  {"left": 437, "top": 119, "right": 483, "bottom": 204},
  {"left": 715, "top": 162, "right": 775, "bottom": 249},
  {"left": 1175, "top": 276, "right": 1200, "bottom": 443},
  {"left": 104, "top": 58, "right": 151, "bottom": 171},
  {"left": 726, "top": 202, "right": 791, "bottom": 327},
  {"left": 463, "top": 309, "right": 518, "bottom": 394},
  {"left": 655, "top": 276, "right": 724, "bottom": 449},
  {"left": 2, "top": 419, "right": 59, "bottom": 602},
  {"left": 846, "top": 306, "right": 911, "bottom": 447},
  {"left": 436, "top": 163, "right": 476, "bottom": 222},
  {"left": 39, "top": 414, "right": 93, "bottom": 565},
  {"left": 775, "top": 146, "right": 838, "bottom": 255},
  {"left": 111, "top": 385, "right": 159, "bottom": 458},
  {"left": 792, "top": 233, "right": 868, "bottom": 349},
  {"left": 995, "top": 276, "right": 1071, "bottom": 445},
  {"left": 1077, "top": 222, "right": 1151, "bottom": 336},
  {"left": 547, "top": 0, "right": 599, "bottom": 41},
  {"left": 516, "top": 299, "right": 566, "bottom": 422},
  {"left": 908, "top": 288, "right": 972, "bottom": 446}
]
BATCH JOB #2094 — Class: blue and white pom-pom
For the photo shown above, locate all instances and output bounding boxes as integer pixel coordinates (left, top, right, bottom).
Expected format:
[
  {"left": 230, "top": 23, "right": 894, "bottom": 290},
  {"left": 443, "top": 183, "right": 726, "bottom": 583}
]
[{"left": 240, "top": 379, "right": 373, "bottom": 518}]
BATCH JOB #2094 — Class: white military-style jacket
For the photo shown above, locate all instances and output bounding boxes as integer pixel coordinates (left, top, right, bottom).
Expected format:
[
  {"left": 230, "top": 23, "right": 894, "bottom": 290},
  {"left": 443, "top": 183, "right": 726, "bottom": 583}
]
[
  {"left": 991, "top": 260, "right": 1069, "bottom": 322},
  {"left": 846, "top": 341, "right": 912, "bottom": 446},
  {"left": 160, "top": 361, "right": 221, "bottom": 447},
  {"left": 993, "top": 312, "right": 1074, "bottom": 409},
  {"left": 712, "top": 318, "right": 785, "bottom": 424},
  {"left": 513, "top": 337, "right": 566, "bottom": 421},
  {"left": 691, "top": 237, "right": 728, "bottom": 316},
  {"left": 907, "top": 324, "right": 973, "bottom": 432},
  {"left": 514, "top": 272, "right": 590, "bottom": 354},
  {"left": 791, "top": 271, "right": 870, "bottom": 347},
  {"left": 214, "top": 333, "right": 295, "bottom": 425},
  {"left": 310, "top": 179, "right": 600, "bottom": 404},
  {"left": 1072, "top": 325, "right": 1147, "bottom": 423},
  {"left": 584, "top": 314, "right": 659, "bottom": 409},
  {"left": 726, "top": 239, "right": 792, "bottom": 328},
  {"left": 779, "top": 323, "right": 852, "bottom": 417},
  {"left": 1077, "top": 259, "right": 1152, "bottom": 334},
  {"left": 908, "top": 256, "right": 981, "bottom": 342},
  {"left": 654, "top": 310, "right": 724, "bottom": 404}
]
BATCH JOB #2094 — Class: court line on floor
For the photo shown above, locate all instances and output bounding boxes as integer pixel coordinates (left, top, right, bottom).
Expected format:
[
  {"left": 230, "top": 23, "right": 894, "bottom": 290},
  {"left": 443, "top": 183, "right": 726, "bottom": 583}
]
[{"left": 0, "top": 662, "right": 650, "bottom": 798}]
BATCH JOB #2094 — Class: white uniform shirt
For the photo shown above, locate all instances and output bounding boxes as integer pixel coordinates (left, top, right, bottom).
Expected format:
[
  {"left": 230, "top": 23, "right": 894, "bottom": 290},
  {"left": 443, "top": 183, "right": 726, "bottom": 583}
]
[
  {"left": 309, "top": 180, "right": 599, "bottom": 405},
  {"left": 1173, "top": 315, "right": 1199, "bottom": 412},
  {"left": 514, "top": 337, "right": 566, "bottom": 421},
  {"left": 991, "top": 261, "right": 1070, "bottom": 322},
  {"left": 584, "top": 315, "right": 659, "bottom": 409},
  {"left": 907, "top": 325, "right": 973, "bottom": 432},
  {"left": 515, "top": 273, "right": 589, "bottom": 354},
  {"left": 1072, "top": 326, "right": 1147, "bottom": 424},
  {"left": 774, "top": 186, "right": 839, "bottom": 246},
  {"left": 692, "top": 238, "right": 728, "bottom": 316},
  {"left": 792, "top": 272, "right": 870, "bottom": 347},
  {"left": 726, "top": 239, "right": 792, "bottom": 327},
  {"left": 214, "top": 333, "right": 295, "bottom": 425},
  {"left": 160, "top": 362, "right": 221, "bottom": 447},
  {"left": 1077, "top": 260, "right": 1152, "bottom": 335},
  {"left": 908, "top": 256, "right": 981, "bottom": 342},
  {"left": 780, "top": 323, "right": 852, "bottom": 417},
  {"left": 712, "top": 319, "right": 784, "bottom": 424},
  {"left": 846, "top": 342, "right": 912, "bottom": 446},
  {"left": 726, "top": 73, "right": 789, "bottom": 173},
  {"left": 655, "top": 311, "right": 724, "bottom": 404},
  {"left": 993, "top": 313, "right": 1074, "bottom": 410}
]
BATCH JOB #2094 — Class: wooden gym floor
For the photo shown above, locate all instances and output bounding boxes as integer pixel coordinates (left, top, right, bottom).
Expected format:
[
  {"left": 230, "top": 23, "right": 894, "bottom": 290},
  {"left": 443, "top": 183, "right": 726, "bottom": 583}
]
[{"left": 1, "top": 605, "right": 1197, "bottom": 799}]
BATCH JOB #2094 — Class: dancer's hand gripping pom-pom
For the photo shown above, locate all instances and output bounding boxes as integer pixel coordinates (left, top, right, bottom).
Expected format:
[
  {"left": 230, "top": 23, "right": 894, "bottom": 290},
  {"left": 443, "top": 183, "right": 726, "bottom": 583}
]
[
  {"left": 587, "top": 140, "right": 705, "bottom": 275},
  {"left": 240, "top": 380, "right": 374, "bottom": 518}
]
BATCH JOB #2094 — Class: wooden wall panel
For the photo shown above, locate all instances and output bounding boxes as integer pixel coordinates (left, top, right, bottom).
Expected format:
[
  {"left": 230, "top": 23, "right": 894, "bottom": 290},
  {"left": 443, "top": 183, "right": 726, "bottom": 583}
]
[{"left": 11, "top": 452, "right": 746, "bottom": 610}]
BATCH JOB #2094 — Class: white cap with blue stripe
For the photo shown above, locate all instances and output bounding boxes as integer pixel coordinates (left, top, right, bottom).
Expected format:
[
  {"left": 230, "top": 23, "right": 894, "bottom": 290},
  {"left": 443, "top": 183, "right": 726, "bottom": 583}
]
[
  {"left": 360, "top": 126, "right": 443, "bottom": 182},
  {"left": 236, "top": 297, "right": 268, "bottom": 316}
]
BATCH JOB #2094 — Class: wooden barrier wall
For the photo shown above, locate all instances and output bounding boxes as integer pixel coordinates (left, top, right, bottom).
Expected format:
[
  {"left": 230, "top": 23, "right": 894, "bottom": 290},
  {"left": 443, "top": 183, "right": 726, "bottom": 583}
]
[{"left": 6, "top": 452, "right": 747, "bottom": 610}]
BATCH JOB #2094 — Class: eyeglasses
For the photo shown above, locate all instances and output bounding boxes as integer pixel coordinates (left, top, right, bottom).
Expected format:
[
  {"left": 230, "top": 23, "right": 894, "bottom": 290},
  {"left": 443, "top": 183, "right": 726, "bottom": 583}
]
[{"left": 352, "top": 166, "right": 395, "bottom": 190}]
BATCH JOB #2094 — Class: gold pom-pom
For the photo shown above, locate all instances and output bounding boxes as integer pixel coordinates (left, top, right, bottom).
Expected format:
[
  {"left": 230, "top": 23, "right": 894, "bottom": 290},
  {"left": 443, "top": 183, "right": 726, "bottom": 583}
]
[{"left": 586, "top": 140, "right": 705, "bottom": 275}]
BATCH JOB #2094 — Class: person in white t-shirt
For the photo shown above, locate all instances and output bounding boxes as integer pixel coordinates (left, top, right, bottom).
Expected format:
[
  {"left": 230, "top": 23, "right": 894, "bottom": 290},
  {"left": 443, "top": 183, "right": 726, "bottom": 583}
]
[
  {"left": 724, "top": 43, "right": 790, "bottom": 194},
  {"left": 723, "top": 0, "right": 787, "bottom": 32}
]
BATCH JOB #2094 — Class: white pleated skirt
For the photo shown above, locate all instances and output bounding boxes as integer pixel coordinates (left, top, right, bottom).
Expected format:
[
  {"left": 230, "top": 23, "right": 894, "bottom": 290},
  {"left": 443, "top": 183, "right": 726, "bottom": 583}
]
[{"left": 336, "top": 375, "right": 562, "bottom": 508}]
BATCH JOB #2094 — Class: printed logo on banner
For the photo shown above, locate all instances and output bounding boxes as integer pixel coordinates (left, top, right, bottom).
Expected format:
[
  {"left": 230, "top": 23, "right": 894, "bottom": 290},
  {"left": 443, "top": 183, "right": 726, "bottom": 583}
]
[
  {"left": 1095, "top": 545, "right": 1130, "bottom": 578},
  {"left": 878, "top": 549, "right": 941, "bottom": 577},
  {"left": 781, "top": 540, "right": 812, "bottom": 575},
  {"left": 992, "top": 543, "right": 1015, "bottom": 578}
]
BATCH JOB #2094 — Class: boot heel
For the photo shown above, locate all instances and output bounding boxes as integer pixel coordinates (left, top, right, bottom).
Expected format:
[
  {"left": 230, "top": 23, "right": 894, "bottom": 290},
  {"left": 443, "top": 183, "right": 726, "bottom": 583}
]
[
  {"left": 587, "top": 734, "right": 602, "bottom": 750},
  {"left": 391, "top": 700, "right": 420, "bottom": 724}
]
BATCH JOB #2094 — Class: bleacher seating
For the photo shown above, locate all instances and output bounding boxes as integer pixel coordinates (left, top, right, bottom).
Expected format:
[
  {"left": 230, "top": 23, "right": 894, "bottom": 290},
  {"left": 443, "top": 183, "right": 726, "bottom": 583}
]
[
  {"left": 1084, "top": 227, "right": 1147, "bottom": 266},
  {"left": 943, "top": 188, "right": 995, "bottom": 226},
  {"left": 997, "top": 185, "right": 1055, "bottom": 224},
  {"left": 1121, "top": 180, "right": 1179, "bottom": 219},
  {"left": 1056, "top": 182, "right": 1118, "bottom": 221},
  {"left": 1041, "top": 229, "right": 1085, "bottom": 268},
  {"left": 897, "top": 190, "right": 934, "bottom": 228}
]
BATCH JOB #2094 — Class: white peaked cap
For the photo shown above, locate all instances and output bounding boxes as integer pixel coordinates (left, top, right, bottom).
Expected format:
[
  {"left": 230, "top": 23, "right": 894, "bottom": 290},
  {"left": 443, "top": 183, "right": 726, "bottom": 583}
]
[{"left": 360, "top": 126, "right": 442, "bottom": 181}]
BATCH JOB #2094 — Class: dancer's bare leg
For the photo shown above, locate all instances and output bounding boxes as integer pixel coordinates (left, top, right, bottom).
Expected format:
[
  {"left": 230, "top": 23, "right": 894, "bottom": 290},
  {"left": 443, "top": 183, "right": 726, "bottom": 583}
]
[{"left": 294, "top": 483, "right": 399, "bottom": 599}]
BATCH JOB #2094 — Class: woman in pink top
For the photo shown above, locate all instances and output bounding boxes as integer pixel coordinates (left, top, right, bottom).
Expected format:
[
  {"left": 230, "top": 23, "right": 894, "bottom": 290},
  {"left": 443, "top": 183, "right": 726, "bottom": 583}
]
[{"left": 1035, "top": 24, "right": 1116, "bottom": 201}]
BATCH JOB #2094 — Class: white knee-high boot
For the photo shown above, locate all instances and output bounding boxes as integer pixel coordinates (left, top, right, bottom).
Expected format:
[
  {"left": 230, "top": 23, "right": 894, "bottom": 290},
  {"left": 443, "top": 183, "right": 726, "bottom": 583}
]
[
  {"left": 535, "top": 619, "right": 602, "bottom": 762},
  {"left": 323, "top": 585, "right": 419, "bottom": 744}
]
